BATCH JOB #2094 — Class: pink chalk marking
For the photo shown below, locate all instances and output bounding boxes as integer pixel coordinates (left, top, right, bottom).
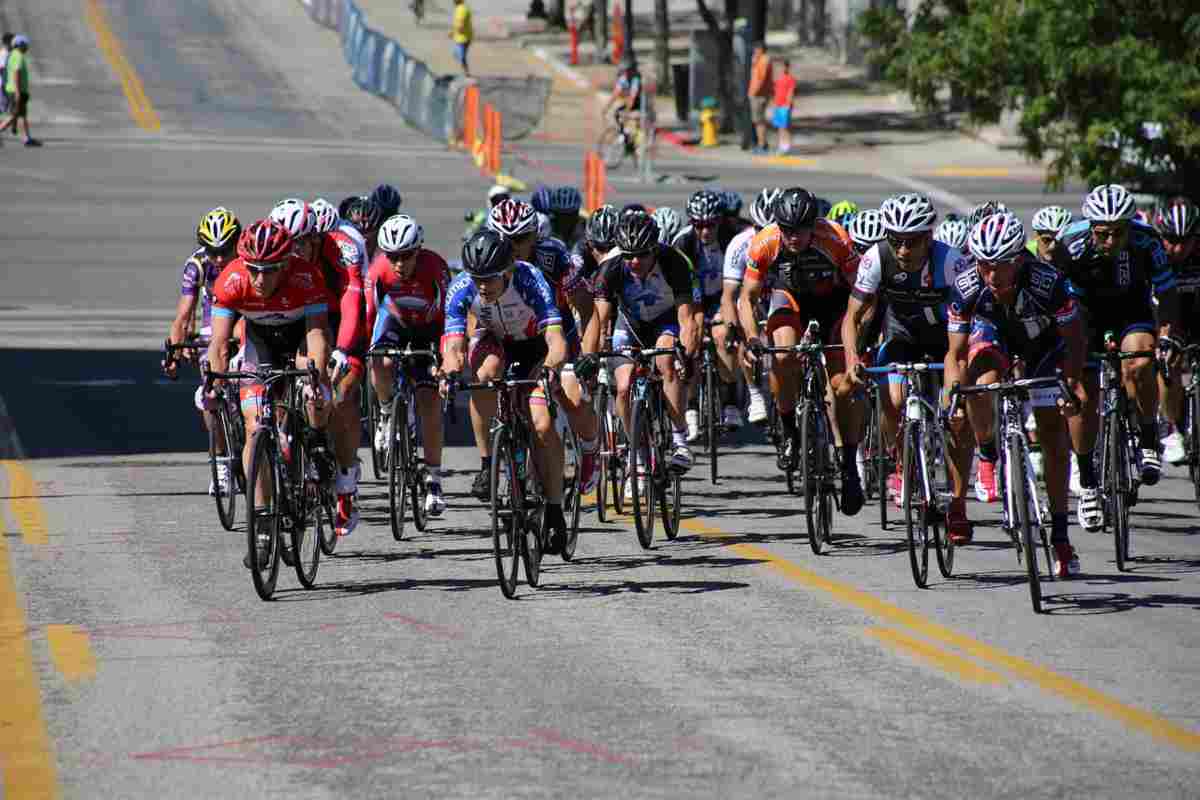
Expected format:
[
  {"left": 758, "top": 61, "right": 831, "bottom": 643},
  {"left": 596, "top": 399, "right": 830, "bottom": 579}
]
[
  {"left": 382, "top": 612, "right": 464, "bottom": 640},
  {"left": 527, "top": 728, "right": 636, "bottom": 765}
]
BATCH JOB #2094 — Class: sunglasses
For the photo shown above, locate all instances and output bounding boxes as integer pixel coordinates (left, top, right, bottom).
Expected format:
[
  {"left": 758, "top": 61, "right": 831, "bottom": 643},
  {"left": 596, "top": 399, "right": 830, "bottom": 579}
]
[
  {"left": 246, "top": 261, "right": 285, "bottom": 275},
  {"left": 387, "top": 249, "right": 419, "bottom": 264},
  {"left": 886, "top": 232, "right": 927, "bottom": 250},
  {"left": 205, "top": 242, "right": 237, "bottom": 258},
  {"left": 778, "top": 224, "right": 813, "bottom": 237},
  {"left": 1035, "top": 233, "right": 1057, "bottom": 245},
  {"left": 1091, "top": 226, "right": 1127, "bottom": 242}
]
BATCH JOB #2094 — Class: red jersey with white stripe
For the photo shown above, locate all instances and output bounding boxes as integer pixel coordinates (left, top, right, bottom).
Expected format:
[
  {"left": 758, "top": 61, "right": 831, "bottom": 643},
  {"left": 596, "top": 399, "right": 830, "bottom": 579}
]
[
  {"left": 314, "top": 230, "right": 367, "bottom": 352},
  {"left": 212, "top": 257, "right": 330, "bottom": 326},
  {"left": 365, "top": 249, "right": 451, "bottom": 333}
]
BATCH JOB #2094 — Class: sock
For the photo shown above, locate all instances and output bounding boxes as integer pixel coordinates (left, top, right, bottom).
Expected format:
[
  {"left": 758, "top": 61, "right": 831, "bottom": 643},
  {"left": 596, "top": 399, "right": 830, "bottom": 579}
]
[
  {"left": 840, "top": 445, "right": 858, "bottom": 474},
  {"left": 427, "top": 466, "right": 442, "bottom": 486},
  {"left": 480, "top": 455, "right": 491, "bottom": 471},
  {"left": 1139, "top": 423, "right": 1157, "bottom": 451},
  {"left": 978, "top": 439, "right": 998, "bottom": 463},
  {"left": 748, "top": 383, "right": 764, "bottom": 403},
  {"left": 672, "top": 428, "right": 687, "bottom": 448},
  {"left": 1077, "top": 450, "right": 1097, "bottom": 488},
  {"left": 781, "top": 410, "right": 797, "bottom": 437},
  {"left": 1050, "top": 512, "right": 1069, "bottom": 545}
]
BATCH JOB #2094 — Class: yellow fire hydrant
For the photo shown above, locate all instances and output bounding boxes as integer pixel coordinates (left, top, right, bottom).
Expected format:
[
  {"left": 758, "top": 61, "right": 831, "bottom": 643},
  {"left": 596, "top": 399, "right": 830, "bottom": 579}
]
[{"left": 699, "top": 97, "right": 720, "bottom": 147}]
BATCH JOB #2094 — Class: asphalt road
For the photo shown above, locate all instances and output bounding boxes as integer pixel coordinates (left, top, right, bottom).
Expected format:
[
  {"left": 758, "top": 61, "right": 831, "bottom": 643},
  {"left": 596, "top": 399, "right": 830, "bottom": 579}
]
[{"left": 1, "top": 2, "right": 1197, "bottom": 798}]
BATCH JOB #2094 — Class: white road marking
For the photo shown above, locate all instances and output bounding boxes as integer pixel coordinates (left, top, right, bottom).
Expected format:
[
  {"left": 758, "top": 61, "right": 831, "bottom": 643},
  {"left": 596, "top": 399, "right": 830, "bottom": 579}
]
[{"left": 874, "top": 172, "right": 974, "bottom": 214}]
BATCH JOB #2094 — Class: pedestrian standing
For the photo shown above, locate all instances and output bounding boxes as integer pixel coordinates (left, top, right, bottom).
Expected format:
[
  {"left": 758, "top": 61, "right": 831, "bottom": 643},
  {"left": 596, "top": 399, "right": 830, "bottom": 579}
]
[
  {"left": 0, "top": 33, "right": 12, "bottom": 116},
  {"left": 770, "top": 58, "right": 797, "bottom": 154},
  {"left": 746, "top": 41, "right": 773, "bottom": 154},
  {"left": 450, "top": 0, "right": 473, "bottom": 77},
  {"left": 1, "top": 35, "right": 39, "bottom": 147}
]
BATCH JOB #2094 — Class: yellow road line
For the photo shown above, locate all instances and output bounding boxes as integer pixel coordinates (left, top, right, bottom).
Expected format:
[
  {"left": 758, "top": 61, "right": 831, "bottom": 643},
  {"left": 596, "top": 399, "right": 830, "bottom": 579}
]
[
  {"left": 754, "top": 155, "right": 817, "bottom": 167},
  {"left": 865, "top": 627, "right": 1007, "bottom": 685},
  {"left": 83, "top": 0, "right": 161, "bottom": 132},
  {"left": 930, "top": 167, "right": 1010, "bottom": 178},
  {"left": 46, "top": 625, "right": 97, "bottom": 683},
  {"left": 675, "top": 516, "right": 1200, "bottom": 752},
  {"left": 0, "top": 462, "right": 59, "bottom": 798},
  {"left": 4, "top": 461, "right": 47, "bottom": 545}
]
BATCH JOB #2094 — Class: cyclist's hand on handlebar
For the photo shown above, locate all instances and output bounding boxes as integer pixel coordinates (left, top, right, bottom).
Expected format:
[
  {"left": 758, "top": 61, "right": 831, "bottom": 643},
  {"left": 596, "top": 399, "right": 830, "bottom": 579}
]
[
  {"left": 329, "top": 349, "right": 351, "bottom": 382},
  {"left": 846, "top": 356, "right": 864, "bottom": 387},
  {"left": 1058, "top": 379, "right": 1086, "bottom": 418},
  {"left": 574, "top": 353, "right": 601, "bottom": 383},
  {"left": 742, "top": 337, "right": 766, "bottom": 369}
]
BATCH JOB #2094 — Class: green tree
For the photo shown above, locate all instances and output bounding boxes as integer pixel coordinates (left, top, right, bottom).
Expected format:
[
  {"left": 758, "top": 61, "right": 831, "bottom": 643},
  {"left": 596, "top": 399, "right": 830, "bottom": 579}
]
[{"left": 859, "top": 0, "right": 1200, "bottom": 192}]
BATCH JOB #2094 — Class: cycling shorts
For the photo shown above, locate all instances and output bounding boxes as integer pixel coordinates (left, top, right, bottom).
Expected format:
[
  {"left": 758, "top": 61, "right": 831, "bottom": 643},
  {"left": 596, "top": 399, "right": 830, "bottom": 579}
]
[
  {"left": 763, "top": 288, "right": 847, "bottom": 370},
  {"left": 1080, "top": 298, "right": 1155, "bottom": 355},
  {"left": 874, "top": 327, "right": 949, "bottom": 385},
  {"left": 240, "top": 321, "right": 306, "bottom": 412},
  {"left": 371, "top": 321, "right": 440, "bottom": 386},
  {"left": 967, "top": 318, "right": 1065, "bottom": 408}
]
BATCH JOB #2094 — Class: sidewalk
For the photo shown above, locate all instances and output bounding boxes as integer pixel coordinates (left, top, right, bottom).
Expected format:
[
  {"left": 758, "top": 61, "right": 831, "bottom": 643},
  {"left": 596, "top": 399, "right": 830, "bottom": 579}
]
[{"left": 354, "top": 0, "right": 1046, "bottom": 181}]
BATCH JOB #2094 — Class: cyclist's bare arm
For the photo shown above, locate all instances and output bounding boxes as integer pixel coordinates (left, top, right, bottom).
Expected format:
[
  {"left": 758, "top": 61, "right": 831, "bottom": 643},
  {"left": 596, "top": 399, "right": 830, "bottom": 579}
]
[
  {"left": 207, "top": 313, "right": 236, "bottom": 378},
  {"left": 677, "top": 302, "right": 699, "bottom": 357},
  {"left": 169, "top": 294, "right": 198, "bottom": 346},
  {"left": 842, "top": 294, "right": 875, "bottom": 376},
  {"left": 1156, "top": 286, "right": 1179, "bottom": 341},
  {"left": 305, "top": 313, "right": 332, "bottom": 390},
  {"left": 738, "top": 274, "right": 764, "bottom": 343},
  {"left": 584, "top": 298, "right": 614, "bottom": 354},
  {"left": 441, "top": 335, "right": 467, "bottom": 377},
  {"left": 719, "top": 281, "right": 739, "bottom": 335},
  {"left": 944, "top": 330, "right": 969, "bottom": 395},
  {"left": 544, "top": 326, "right": 568, "bottom": 371}
]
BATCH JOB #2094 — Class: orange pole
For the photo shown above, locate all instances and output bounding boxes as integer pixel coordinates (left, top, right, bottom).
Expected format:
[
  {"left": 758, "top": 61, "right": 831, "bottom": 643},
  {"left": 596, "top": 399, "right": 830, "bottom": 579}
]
[
  {"left": 597, "top": 155, "right": 607, "bottom": 208},
  {"left": 491, "top": 110, "right": 502, "bottom": 175},
  {"left": 482, "top": 103, "right": 494, "bottom": 175},
  {"left": 586, "top": 152, "right": 598, "bottom": 212},
  {"left": 569, "top": 21, "right": 579, "bottom": 66},
  {"left": 463, "top": 86, "right": 479, "bottom": 152},
  {"left": 612, "top": 4, "right": 624, "bottom": 65}
]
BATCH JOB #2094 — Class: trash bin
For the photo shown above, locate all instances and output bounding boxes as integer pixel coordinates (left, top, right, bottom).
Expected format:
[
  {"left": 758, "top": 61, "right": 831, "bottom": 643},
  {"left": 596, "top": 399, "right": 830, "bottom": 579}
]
[{"left": 672, "top": 63, "right": 690, "bottom": 122}]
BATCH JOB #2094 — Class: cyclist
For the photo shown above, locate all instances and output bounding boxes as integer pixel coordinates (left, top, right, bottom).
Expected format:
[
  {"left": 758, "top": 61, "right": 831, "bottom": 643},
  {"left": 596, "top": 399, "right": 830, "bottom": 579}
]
[
  {"left": 842, "top": 193, "right": 974, "bottom": 539},
  {"left": 720, "top": 187, "right": 780, "bottom": 424},
  {"left": 464, "top": 184, "right": 512, "bottom": 242},
  {"left": 719, "top": 189, "right": 752, "bottom": 230},
  {"left": 567, "top": 204, "right": 620, "bottom": 343},
  {"left": 581, "top": 210, "right": 700, "bottom": 484},
  {"left": 206, "top": 220, "right": 334, "bottom": 569},
  {"left": 602, "top": 55, "right": 644, "bottom": 146},
  {"left": 846, "top": 209, "right": 886, "bottom": 255},
  {"left": 739, "top": 186, "right": 866, "bottom": 515},
  {"left": 366, "top": 214, "right": 451, "bottom": 516},
  {"left": 933, "top": 215, "right": 969, "bottom": 251},
  {"left": 1154, "top": 199, "right": 1198, "bottom": 465},
  {"left": 1027, "top": 205, "right": 1072, "bottom": 261},
  {"left": 828, "top": 200, "right": 859, "bottom": 228},
  {"left": 532, "top": 185, "right": 585, "bottom": 246},
  {"left": 343, "top": 196, "right": 385, "bottom": 264},
  {"left": 370, "top": 183, "right": 403, "bottom": 220},
  {"left": 443, "top": 229, "right": 574, "bottom": 553},
  {"left": 968, "top": 200, "right": 1007, "bottom": 229},
  {"left": 165, "top": 207, "right": 244, "bottom": 496},
  {"left": 945, "top": 213, "right": 1089, "bottom": 575},
  {"left": 652, "top": 206, "right": 683, "bottom": 246},
  {"left": 675, "top": 189, "right": 742, "bottom": 434},
  {"left": 1053, "top": 183, "right": 1178, "bottom": 495},
  {"left": 274, "top": 198, "right": 370, "bottom": 536},
  {"left": 489, "top": 199, "right": 599, "bottom": 489}
]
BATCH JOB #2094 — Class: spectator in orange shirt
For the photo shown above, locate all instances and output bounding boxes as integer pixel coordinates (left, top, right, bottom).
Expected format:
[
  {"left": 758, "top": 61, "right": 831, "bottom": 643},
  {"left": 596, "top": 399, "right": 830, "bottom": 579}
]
[
  {"left": 771, "top": 58, "right": 797, "bottom": 154},
  {"left": 746, "top": 41, "right": 773, "bottom": 154}
]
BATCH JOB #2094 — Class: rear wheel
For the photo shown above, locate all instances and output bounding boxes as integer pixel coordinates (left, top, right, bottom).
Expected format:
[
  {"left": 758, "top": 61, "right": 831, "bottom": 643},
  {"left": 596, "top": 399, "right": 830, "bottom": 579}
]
[
  {"left": 596, "top": 393, "right": 611, "bottom": 522},
  {"left": 562, "top": 427, "right": 582, "bottom": 561},
  {"left": 367, "top": 378, "right": 386, "bottom": 480},
  {"left": 523, "top": 499, "right": 544, "bottom": 588},
  {"left": 1189, "top": 388, "right": 1200, "bottom": 510},
  {"left": 209, "top": 405, "right": 238, "bottom": 531},
  {"left": 388, "top": 393, "right": 408, "bottom": 541},
  {"left": 903, "top": 424, "right": 930, "bottom": 588},
  {"left": 630, "top": 396, "right": 657, "bottom": 549},
  {"left": 293, "top": 477, "right": 323, "bottom": 590},
  {"left": 246, "top": 429, "right": 282, "bottom": 601},
  {"left": 876, "top": 388, "right": 889, "bottom": 531},
  {"left": 490, "top": 428, "right": 522, "bottom": 599},
  {"left": 801, "top": 402, "right": 827, "bottom": 555},
  {"left": 933, "top": 430, "right": 955, "bottom": 579},
  {"left": 705, "top": 362, "right": 719, "bottom": 485}
]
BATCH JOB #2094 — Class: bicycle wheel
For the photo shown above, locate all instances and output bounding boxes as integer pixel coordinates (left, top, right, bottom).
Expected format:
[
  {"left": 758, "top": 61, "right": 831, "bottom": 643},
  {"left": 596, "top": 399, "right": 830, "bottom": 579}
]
[
  {"left": 877, "top": 389, "right": 890, "bottom": 531},
  {"left": 661, "top": 471, "right": 682, "bottom": 540},
  {"left": 209, "top": 407, "right": 238, "bottom": 531},
  {"left": 367, "top": 378, "right": 386, "bottom": 480},
  {"left": 598, "top": 127, "right": 627, "bottom": 169},
  {"left": 1190, "top": 388, "right": 1200, "bottom": 509},
  {"left": 903, "top": 423, "right": 930, "bottom": 588},
  {"left": 629, "top": 395, "right": 657, "bottom": 549},
  {"left": 861, "top": 391, "right": 878, "bottom": 502},
  {"left": 610, "top": 406, "right": 628, "bottom": 515},
  {"left": 596, "top": 393, "right": 611, "bottom": 522},
  {"left": 523, "top": 498, "right": 544, "bottom": 588},
  {"left": 561, "top": 427, "right": 581, "bottom": 561},
  {"left": 705, "top": 363, "right": 719, "bottom": 485},
  {"left": 801, "top": 402, "right": 828, "bottom": 555},
  {"left": 933, "top": 430, "right": 955, "bottom": 579},
  {"left": 489, "top": 428, "right": 522, "bottom": 599},
  {"left": 246, "top": 428, "right": 282, "bottom": 601},
  {"left": 1009, "top": 433, "right": 1042, "bottom": 613},
  {"left": 1108, "top": 413, "right": 1130, "bottom": 572},
  {"left": 293, "top": 475, "right": 323, "bottom": 589},
  {"left": 388, "top": 393, "right": 409, "bottom": 542}
]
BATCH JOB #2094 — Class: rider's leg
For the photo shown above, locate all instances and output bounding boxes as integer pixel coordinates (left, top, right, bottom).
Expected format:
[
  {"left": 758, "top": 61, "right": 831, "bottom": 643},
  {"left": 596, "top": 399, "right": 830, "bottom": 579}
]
[
  {"left": 529, "top": 388, "right": 565, "bottom": 504},
  {"left": 416, "top": 384, "right": 443, "bottom": 474},
  {"left": 657, "top": 333, "right": 688, "bottom": 431},
  {"left": 1122, "top": 329, "right": 1160, "bottom": 447}
]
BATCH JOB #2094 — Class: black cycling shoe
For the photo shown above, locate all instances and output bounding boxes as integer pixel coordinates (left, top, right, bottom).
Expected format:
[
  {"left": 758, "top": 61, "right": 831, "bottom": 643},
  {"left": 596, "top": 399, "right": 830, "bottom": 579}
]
[
  {"left": 777, "top": 437, "right": 796, "bottom": 472},
  {"left": 841, "top": 471, "right": 865, "bottom": 517},
  {"left": 543, "top": 504, "right": 567, "bottom": 556},
  {"left": 471, "top": 468, "right": 491, "bottom": 502}
]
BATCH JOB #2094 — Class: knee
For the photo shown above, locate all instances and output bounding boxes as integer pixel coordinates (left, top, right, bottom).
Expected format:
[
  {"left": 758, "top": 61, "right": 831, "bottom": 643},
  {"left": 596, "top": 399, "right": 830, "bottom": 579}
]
[{"left": 1123, "top": 357, "right": 1153, "bottom": 384}]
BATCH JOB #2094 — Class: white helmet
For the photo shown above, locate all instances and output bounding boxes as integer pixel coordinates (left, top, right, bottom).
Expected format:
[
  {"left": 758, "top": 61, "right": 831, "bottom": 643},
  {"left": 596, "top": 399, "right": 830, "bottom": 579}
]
[
  {"left": 378, "top": 214, "right": 424, "bottom": 254},
  {"left": 269, "top": 198, "right": 315, "bottom": 238},
  {"left": 651, "top": 207, "right": 684, "bottom": 244},
  {"left": 933, "top": 216, "right": 970, "bottom": 250},
  {"left": 847, "top": 209, "right": 886, "bottom": 249},
  {"left": 750, "top": 188, "right": 782, "bottom": 229},
  {"left": 310, "top": 198, "right": 339, "bottom": 234},
  {"left": 968, "top": 212, "right": 1026, "bottom": 261},
  {"left": 488, "top": 198, "right": 539, "bottom": 238},
  {"left": 879, "top": 192, "right": 937, "bottom": 234},
  {"left": 1082, "top": 184, "right": 1136, "bottom": 222},
  {"left": 1031, "top": 205, "right": 1073, "bottom": 234},
  {"left": 488, "top": 184, "right": 512, "bottom": 206}
]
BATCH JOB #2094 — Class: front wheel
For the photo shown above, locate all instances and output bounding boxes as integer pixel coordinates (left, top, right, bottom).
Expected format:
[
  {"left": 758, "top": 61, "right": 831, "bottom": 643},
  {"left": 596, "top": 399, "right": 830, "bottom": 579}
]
[
  {"left": 630, "top": 396, "right": 657, "bottom": 549},
  {"left": 388, "top": 393, "right": 409, "bottom": 542},
  {"left": 1189, "top": 388, "right": 1200, "bottom": 510},
  {"left": 1010, "top": 433, "right": 1042, "bottom": 613},
  {"left": 903, "top": 423, "right": 930, "bottom": 588},
  {"left": 490, "top": 428, "right": 522, "bottom": 599},
  {"left": 561, "top": 427, "right": 582, "bottom": 561},
  {"left": 293, "top": 480, "right": 323, "bottom": 589},
  {"left": 246, "top": 429, "right": 282, "bottom": 601},
  {"left": 1108, "top": 413, "right": 1131, "bottom": 572},
  {"left": 801, "top": 402, "right": 828, "bottom": 555},
  {"left": 596, "top": 395, "right": 611, "bottom": 523},
  {"left": 209, "top": 408, "right": 238, "bottom": 531}
]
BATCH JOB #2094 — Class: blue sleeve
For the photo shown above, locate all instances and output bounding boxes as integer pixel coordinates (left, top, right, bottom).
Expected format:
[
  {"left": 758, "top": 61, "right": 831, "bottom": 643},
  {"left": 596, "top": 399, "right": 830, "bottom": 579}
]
[
  {"left": 444, "top": 273, "right": 475, "bottom": 336},
  {"left": 1147, "top": 238, "right": 1176, "bottom": 294},
  {"left": 518, "top": 266, "right": 563, "bottom": 331}
]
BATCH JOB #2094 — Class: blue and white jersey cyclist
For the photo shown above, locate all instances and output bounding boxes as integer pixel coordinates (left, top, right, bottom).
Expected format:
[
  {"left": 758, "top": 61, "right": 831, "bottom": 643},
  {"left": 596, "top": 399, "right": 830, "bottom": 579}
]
[
  {"left": 441, "top": 229, "right": 578, "bottom": 556},
  {"left": 1052, "top": 183, "right": 1179, "bottom": 488}
]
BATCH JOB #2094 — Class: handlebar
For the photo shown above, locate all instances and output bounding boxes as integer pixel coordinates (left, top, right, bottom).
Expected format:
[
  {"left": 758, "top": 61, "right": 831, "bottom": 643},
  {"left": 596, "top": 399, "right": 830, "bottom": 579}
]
[
  {"left": 945, "top": 371, "right": 1077, "bottom": 420},
  {"left": 863, "top": 363, "right": 945, "bottom": 375}
]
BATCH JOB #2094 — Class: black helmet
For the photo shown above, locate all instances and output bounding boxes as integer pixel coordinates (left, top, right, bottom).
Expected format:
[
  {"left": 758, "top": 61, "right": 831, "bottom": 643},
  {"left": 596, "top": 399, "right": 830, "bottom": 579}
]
[
  {"left": 686, "top": 190, "right": 723, "bottom": 224},
  {"left": 462, "top": 229, "right": 513, "bottom": 278},
  {"left": 337, "top": 195, "right": 363, "bottom": 219},
  {"left": 719, "top": 189, "right": 744, "bottom": 216},
  {"left": 344, "top": 196, "right": 383, "bottom": 233},
  {"left": 369, "top": 184, "right": 403, "bottom": 218},
  {"left": 774, "top": 187, "right": 818, "bottom": 229},
  {"left": 586, "top": 204, "right": 619, "bottom": 248},
  {"left": 616, "top": 211, "right": 659, "bottom": 254}
]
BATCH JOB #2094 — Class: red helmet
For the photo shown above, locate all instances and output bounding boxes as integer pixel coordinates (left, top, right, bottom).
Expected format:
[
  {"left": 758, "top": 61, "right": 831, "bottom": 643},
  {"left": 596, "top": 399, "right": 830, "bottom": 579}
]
[
  {"left": 488, "top": 199, "right": 538, "bottom": 238},
  {"left": 238, "top": 219, "right": 293, "bottom": 264}
]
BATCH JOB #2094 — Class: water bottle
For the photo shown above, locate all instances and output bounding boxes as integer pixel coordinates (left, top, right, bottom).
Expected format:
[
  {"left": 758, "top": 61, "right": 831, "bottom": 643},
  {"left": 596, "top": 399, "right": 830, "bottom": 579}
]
[{"left": 514, "top": 447, "right": 527, "bottom": 480}]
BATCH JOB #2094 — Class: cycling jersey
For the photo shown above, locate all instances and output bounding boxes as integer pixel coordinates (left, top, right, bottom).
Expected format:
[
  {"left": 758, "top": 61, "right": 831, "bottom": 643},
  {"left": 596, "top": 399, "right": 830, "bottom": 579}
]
[
  {"left": 315, "top": 230, "right": 367, "bottom": 353},
  {"left": 567, "top": 240, "right": 613, "bottom": 295},
  {"left": 179, "top": 247, "right": 224, "bottom": 337},
  {"left": 673, "top": 223, "right": 738, "bottom": 300},
  {"left": 212, "top": 257, "right": 329, "bottom": 369},
  {"left": 948, "top": 255, "right": 1079, "bottom": 378},
  {"left": 336, "top": 222, "right": 368, "bottom": 277},
  {"left": 615, "top": 71, "right": 642, "bottom": 110},
  {"left": 853, "top": 240, "right": 969, "bottom": 335},
  {"left": 744, "top": 219, "right": 859, "bottom": 299},
  {"left": 595, "top": 244, "right": 696, "bottom": 346},
  {"left": 366, "top": 249, "right": 450, "bottom": 346},
  {"left": 722, "top": 226, "right": 758, "bottom": 285},
  {"left": 444, "top": 260, "right": 561, "bottom": 343},
  {"left": 1171, "top": 256, "right": 1200, "bottom": 341}
]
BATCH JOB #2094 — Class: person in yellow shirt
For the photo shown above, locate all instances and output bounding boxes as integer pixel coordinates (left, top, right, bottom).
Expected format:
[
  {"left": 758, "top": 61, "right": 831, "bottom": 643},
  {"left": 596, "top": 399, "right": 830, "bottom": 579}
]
[{"left": 450, "top": 0, "right": 473, "bottom": 77}]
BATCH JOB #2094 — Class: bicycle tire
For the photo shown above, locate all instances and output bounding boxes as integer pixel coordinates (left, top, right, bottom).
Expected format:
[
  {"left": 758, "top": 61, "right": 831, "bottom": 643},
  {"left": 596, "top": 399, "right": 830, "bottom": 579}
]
[
  {"left": 1190, "top": 388, "right": 1200, "bottom": 509},
  {"left": 388, "top": 393, "right": 408, "bottom": 541},
  {"left": 1010, "top": 432, "right": 1042, "bottom": 613},
  {"left": 410, "top": 397, "right": 429, "bottom": 532},
  {"left": 630, "top": 394, "right": 656, "bottom": 549},
  {"left": 596, "top": 394, "right": 611, "bottom": 522},
  {"left": 877, "top": 388, "right": 889, "bottom": 531},
  {"left": 367, "top": 379, "right": 386, "bottom": 480},
  {"left": 523, "top": 499, "right": 544, "bottom": 588},
  {"left": 490, "top": 428, "right": 522, "bottom": 599},
  {"left": 611, "top": 409, "right": 628, "bottom": 515},
  {"left": 209, "top": 408, "right": 238, "bottom": 531},
  {"left": 933, "top": 429, "right": 955, "bottom": 579},
  {"left": 246, "top": 428, "right": 282, "bottom": 601},
  {"left": 903, "top": 423, "right": 930, "bottom": 588},
  {"left": 861, "top": 391, "right": 878, "bottom": 502},
  {"left": 661, "top": 472, "right": 681, "bottom": 540},
  {"left": 1109, "top": 412, "right": 1130, "bottom": 571},
  {"left": 598, "top": 127, "right": 626, "bottom": 170},
  {"left": 562, "top": 426, "right": 581, "bottom": 561},
  {"left": 801, "top": 402, "right": 826, "bottom": 555},
  {"left": 292, "top": 476, "right": 322, "bottom": 589},
  {"left": 706, "top": 362, "right": 719, "bottom": 485}
]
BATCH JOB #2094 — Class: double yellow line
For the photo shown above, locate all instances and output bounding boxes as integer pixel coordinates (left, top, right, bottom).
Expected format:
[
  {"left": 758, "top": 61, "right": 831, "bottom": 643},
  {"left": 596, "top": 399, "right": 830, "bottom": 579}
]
[{"left": 83, "top": 0, "right": 161, "bottom": 132}]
